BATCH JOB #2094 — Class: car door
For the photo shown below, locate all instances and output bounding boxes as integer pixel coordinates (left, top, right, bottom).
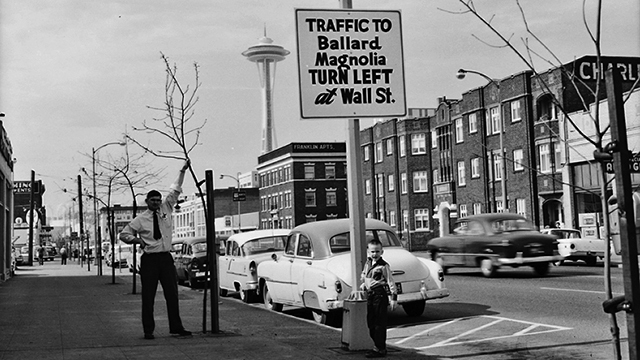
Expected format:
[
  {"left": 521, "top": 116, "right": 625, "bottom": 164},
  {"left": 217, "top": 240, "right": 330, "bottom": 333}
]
[
  {"left": 227, "top": 240, "right": 248, "bottom": 286},
  {"left": 218, "top": 240, "right": 233, "bottom": 290},
  {"left": 462, "top": 220, "right": 491, "bottom": 266},
  {"left": 270, "top": 233, "right": 297, "bottom": 304},
  {"left": 441, "top": 221, "right": 469, "bottom": 266},
  {"left": 290, "top": 234, "right": 313, "bottom": 306}
]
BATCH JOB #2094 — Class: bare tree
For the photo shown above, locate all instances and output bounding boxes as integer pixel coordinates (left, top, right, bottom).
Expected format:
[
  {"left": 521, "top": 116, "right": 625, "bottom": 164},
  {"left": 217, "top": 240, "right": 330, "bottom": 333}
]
[
  {"left": 125, "top": 52, "right": 208, "bottom": 215},
  {"left": 441, "top": 1, "right": 639, "bottom": 357}
]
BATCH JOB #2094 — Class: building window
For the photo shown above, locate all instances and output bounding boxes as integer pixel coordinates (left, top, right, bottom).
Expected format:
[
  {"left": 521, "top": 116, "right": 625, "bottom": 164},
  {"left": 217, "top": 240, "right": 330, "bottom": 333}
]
[
  {"left": 539, "top": 144, "right": 551, "bottom": 173},
  {"left": 490, "top": 106, "right": 501, "bottom": 135},
  {"left": 457, "top": 161, "right": 466, "bottom": 186},
  {"left": 455, "top": 118, "right": 464, "bottom": 143},
  {"left": 325, "top": 164, "right": 336, "bottom": 179},
  {"left": 431, "top": 131, "right": 437, "bottom": 149},
  {"left": 459, "top": 204, "right": 468, "bottom": 218},
  {"left": 386, "top": 138, "right": 393, "bottom": 155},
  {"left": 413, "top": 171, "right": 428, "bottom": 192},
  {"left": 469, "top": 113, "right": 477, "bottom": 133},
  {"left": 554, "top": 141, "right": 562, "bottom": 172},
  {"left": 414, "top": 209, "right": 429, "bottom": 230},
  {"left": 511, "top": 100, "right": 521, "bottom": 122},
  {"left": 304, "top": 164, "right": 315, "bottom": 179},
  {"left": 375, "top": 142, "right": 383, "bottom": 163},
  {"left": 305, "top": 214, "right": 317, "bottom": 223},
  {"left": 402, "top": 210, "right": 409, "bottom": 230},
  {"left": 411, "top": 133, "right": 427, "bottom": 154},
  {"left": 400, "top": 173, "right": 407, "bottom": 194},
  {"left": 473, "top": 203, "right": 482, "bottom": 215},
  {"left": 399, "top": 135, "right": 406, "bottom": 157},
  {"left": 433, "top": 169, "right": 439, "bottom": 184},
  {"left": 326, "top": 189, "right": 337, "bottom": 207},
  {"left": 365, "top": 179, "right": 371, "bottom": 195},
  {"left": 363, "top": 145, "right": 370, "bottom": 161},
  {"left": 513, "top": 149, "right": 524, "bottom": 171},
  {"left": 376, "top": 175, "right": 384, "bottom": 197},
  {"left": 493, "top": 151, "right": 503, "bottom": 180},
  {"left": 516, "top": 199, "right": 526, "bottom": 216},
  {"left": 389, "top": 211, "right": 396, "bottom": 226},
  {"left": 471, "top": 157, "right": 480, "bottom": 178},
  {"left": 305, "top": 189, "right": 316, "bottom": 207},
  {"left": 496, "top": 200, "right": 504, "bottom": 213},
  {"left": 387, "top": 174, "right": 394, "bottom": 192}
]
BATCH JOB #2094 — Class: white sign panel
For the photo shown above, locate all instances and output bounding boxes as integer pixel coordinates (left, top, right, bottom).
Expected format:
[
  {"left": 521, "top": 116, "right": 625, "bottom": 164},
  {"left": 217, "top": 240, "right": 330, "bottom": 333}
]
[{"left": 295, "top": 9, "right": 406, "bottom": 119}]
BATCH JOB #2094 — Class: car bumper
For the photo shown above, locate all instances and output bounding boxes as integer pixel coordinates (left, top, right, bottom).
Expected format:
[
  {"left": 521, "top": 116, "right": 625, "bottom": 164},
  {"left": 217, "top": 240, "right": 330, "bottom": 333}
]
[
  {"left": 323, "top": 288, "right": 450, "bottom": 310},
  {"left": 498, "top": 253, "right": 564, "bottom": 265}
]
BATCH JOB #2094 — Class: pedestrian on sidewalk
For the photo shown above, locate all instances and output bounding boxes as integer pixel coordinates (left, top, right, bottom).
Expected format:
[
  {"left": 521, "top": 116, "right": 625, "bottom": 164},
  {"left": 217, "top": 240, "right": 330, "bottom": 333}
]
[
  {"left": 119, "top": 160, "right": 192, "bottom": 340},
  {"left": 37, "top": 246, "right": 45, "bottom": 266},
  {"left": 60, "top": 246, "right": 68, "bottom": 265},
  {"left": 360, "top": 239, "right": 398, "bottom": 358}
]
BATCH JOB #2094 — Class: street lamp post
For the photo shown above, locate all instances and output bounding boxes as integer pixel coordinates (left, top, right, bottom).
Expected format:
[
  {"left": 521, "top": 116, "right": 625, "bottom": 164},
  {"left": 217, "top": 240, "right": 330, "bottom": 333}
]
[
  {"left": 457, "top": 69, "right": 507, "bottom": 212},
  {"left": 92, "top": 141, "right": 125, "bottom": 275},
  {"left": 219, "top": 172, "right": 241, "bottom": 233}
]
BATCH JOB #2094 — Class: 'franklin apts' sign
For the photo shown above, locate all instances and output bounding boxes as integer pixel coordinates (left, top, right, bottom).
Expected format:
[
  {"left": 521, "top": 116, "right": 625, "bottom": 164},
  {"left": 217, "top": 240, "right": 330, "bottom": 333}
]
[{"left": 295, "top": 9, "right": 406, "bottom": 119}]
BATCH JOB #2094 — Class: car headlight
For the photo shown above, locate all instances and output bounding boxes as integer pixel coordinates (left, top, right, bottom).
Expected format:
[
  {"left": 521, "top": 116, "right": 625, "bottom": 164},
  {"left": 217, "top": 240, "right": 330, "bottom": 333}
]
[
  {"left": 335, "top": 280, "right": 342, "bottom": 294},
  {"left": 438, "top": 269, "right": 444, "bottom": 282}
]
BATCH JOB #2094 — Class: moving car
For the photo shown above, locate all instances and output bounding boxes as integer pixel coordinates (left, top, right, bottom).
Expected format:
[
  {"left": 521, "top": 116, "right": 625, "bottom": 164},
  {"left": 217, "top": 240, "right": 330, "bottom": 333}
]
[
  {"left": 174, "top": 237, "right": 209, "bottom": 288},
  {"left": 219, "top": 229, "right": 289, "bottom": 303},
  {"left": 426, "top": 213, "right": 562, "bottom": 277},
  {"left": 540, "top": 228, "right": 606, "bottom": 266},
  {"left": 258, "top": 219, "right": 449, "bottom": 325}
]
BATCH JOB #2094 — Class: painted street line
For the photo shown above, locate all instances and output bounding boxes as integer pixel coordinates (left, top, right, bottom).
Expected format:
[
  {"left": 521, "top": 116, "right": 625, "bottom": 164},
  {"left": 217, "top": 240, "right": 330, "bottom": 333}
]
[
  {"left": 390, "top": 315, "right": 572, "bottom": 350},
  {"left": 541, "top": 287, "right": 624, "bottom": 296}
]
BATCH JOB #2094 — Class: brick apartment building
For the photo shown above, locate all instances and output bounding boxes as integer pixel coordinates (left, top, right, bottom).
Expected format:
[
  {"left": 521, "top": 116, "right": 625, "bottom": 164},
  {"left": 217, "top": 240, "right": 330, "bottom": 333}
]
[{"left": 257, "top": 142, "right": 347, "bottom": 229}]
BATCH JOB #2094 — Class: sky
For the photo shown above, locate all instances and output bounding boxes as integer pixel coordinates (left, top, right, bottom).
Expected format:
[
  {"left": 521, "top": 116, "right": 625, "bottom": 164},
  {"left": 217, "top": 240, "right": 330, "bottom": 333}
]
[{"left": 1, "top": 0, "right": 638, "bottom": 219}]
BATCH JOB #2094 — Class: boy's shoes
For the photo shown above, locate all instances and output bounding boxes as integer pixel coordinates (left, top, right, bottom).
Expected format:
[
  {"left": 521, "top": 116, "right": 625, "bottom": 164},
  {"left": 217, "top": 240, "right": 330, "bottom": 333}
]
[
  {"left": 144, "top": 333, "right": 155, "bottom": 340},
  {"left": 365, "top": 349, "right": 387, "bottom": 358},
  {"left": 170, "top": 329, "right": 192, "bottom": 337}
]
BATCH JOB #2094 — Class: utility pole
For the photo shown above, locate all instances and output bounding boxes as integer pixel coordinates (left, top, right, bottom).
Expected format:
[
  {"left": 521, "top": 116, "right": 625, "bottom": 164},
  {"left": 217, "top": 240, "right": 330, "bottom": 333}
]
[
  {"left": 28, "top": 170, "right": 35, "bottom": 266},
  {"left": 78, "top": 175, "right": 89, "bottom": 272},
  {"left": 604, "top": 67, "right": 640, "bottom": 359}
]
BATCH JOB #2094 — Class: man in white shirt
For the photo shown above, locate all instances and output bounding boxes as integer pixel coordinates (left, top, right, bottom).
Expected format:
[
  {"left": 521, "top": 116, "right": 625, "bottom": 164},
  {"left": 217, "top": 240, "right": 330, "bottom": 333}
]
[{"left": 119, "top": 160, "right": 191, "bottom": 340}]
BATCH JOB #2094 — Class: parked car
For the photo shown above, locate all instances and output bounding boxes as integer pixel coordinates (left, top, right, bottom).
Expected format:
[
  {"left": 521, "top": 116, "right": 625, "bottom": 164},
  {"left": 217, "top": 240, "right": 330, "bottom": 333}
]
[
  {"left": 219, "top": 229, "right": 290, "bottom": 303},
  {"left": 105, "top": 244, "right": 131, "bottom": 268},
  {"left": 127, "top": 246, "right": 143, "bottom": 273},
  {"left": 540, "top": 228, "right": 606, "bottom": 266},
  {"left": 14, "top": 246, "right": 24, "bottom": 266},
  {"left": 426, "top": 213, "right": 563, "bottom": 277},
  {"left": 174, "top": 237, "right": 209, "bottom": 288},
  {"left": 257, "top": 219, "right": 449, "bottom": 325}
]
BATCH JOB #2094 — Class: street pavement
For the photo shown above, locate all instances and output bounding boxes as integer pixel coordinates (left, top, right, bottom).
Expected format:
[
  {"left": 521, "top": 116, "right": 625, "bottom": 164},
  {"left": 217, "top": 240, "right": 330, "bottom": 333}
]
[{"left": 0, "top": 260, "right": 443, "bottom": 360}]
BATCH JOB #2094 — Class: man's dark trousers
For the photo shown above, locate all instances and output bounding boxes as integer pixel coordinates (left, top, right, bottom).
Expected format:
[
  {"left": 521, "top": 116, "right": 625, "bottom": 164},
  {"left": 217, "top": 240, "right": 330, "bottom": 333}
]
[
  {"left": 140, "top": 252, "right": 184, "bottom": 334},
  {"left": 367, "top": 289, "right": 389, "bottom": 352}
]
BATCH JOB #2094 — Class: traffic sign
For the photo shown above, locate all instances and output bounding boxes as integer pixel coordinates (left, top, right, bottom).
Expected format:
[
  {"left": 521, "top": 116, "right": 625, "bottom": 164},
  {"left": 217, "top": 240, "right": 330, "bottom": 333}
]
[{"left": 233, "top": 191, "right": 246, "bottom": 202}]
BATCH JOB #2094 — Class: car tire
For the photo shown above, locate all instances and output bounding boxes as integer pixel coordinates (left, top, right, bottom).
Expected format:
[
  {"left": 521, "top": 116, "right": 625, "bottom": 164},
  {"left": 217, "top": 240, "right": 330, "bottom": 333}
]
[
  {"left": 219, "top": 288, "right": 228, "bottom": 297},
  {"left": 188, "top": 274, "right": 199, "bottom": 289},
  {"left": 585, "top": 256, "right": 597, "bottom": 266},
  {"left": 402, "top": 300, "right": 426, "bottom": 317},
  {"left": 533, "top": 262, "right": 550, "bottom": 276},
  {"left": 312, "top": 310, "right": 341, "bottom": 326},
  {"left": 240, "top": 289, "right": 257, "bottom": 303},
  {"left": 263, "top": 283, "right": 283, "bottom": 312},
  {"left": 480, "top": 259, "right": 496, "bottom": 278}
]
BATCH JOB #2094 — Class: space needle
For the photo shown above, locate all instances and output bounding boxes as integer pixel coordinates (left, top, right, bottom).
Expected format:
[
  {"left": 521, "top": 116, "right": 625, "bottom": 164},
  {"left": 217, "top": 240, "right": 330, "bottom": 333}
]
[{"left": 242, "top": 30, "right": 290, "bottom": 154}]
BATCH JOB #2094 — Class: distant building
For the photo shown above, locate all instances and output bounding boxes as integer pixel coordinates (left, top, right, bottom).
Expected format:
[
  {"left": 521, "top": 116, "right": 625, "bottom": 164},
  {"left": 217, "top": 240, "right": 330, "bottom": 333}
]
[
  {"left": 0, "top": 122, "right": 13, "bottom": 281},
  {"left": 257, "top": 142, "right": 347, "bottom": 229}
]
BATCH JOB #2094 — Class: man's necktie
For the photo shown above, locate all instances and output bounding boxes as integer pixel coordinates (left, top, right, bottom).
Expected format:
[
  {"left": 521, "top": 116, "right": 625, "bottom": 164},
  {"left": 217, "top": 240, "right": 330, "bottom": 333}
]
[{"left": 153, "top": 211, "right": 162, "bottom": 240}]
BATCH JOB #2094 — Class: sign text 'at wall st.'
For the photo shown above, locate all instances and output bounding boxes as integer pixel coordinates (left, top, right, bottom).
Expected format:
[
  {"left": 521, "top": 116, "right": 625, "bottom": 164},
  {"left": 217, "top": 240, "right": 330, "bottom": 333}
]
[{"left": 295, "top": 9, "right": 406, "bottom": 119}]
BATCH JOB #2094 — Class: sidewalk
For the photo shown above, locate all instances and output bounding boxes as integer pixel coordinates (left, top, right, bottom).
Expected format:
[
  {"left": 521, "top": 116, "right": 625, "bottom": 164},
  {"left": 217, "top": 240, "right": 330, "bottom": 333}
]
[{"left": 0, "top": 261, "right": 441, "bottom": 360}]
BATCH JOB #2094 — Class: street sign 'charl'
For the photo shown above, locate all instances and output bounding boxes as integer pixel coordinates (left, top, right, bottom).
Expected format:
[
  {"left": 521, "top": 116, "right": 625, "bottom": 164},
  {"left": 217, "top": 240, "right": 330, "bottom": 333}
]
[{"left": 295, "top": 9, "right": 406, "bottom": 119}]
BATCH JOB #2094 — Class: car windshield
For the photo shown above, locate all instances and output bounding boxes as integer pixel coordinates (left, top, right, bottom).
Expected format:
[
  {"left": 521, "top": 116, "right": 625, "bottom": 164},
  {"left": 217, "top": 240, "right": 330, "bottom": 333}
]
[
  {"left": 491, "top": 218, "right": 536, "bottom": 233},
  {"left": 192, "top": 243, "right": 207, "bottom": 253},
  {"left": 242, "top": 236, "right": 287, "bottom": 255},
  {"left": 329, "top": 230, "right": 402, "bottom": 254}
]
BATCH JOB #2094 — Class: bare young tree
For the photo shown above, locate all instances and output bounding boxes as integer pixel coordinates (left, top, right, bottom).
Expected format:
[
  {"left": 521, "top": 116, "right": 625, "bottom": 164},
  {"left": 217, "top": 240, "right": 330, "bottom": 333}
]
[
  {"left": 442, "top": 1, "right": 639, "bottom": 357},
  {"left": 125, "top": 52, "right": 208, "bottom": 215}
]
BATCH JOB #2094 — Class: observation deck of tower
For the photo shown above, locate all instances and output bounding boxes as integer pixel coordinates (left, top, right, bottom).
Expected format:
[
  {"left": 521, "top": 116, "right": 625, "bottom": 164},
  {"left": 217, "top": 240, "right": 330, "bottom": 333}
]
[{"left": 242, "top": 31, "right": 290, "bottom": 154}]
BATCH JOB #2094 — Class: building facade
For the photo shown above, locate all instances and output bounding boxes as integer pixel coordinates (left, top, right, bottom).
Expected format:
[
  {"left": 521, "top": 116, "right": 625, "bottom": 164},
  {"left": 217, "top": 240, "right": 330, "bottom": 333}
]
[
  {"left": 257, "top": 142, "right": 347, "bottom": 229},
  {"left": 0, "top": 123, "right": 12, "bottom": 280}
]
